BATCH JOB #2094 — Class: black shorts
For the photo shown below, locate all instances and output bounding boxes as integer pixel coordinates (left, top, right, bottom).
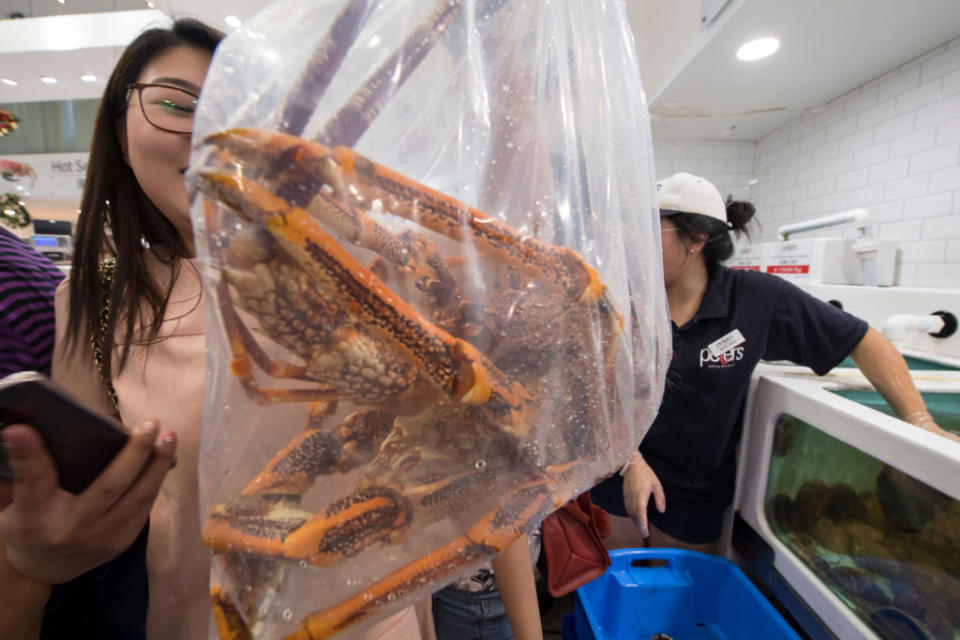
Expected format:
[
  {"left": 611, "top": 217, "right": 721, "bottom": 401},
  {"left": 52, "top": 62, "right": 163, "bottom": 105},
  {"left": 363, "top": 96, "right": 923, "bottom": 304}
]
[{"left": 590, "top": 476, "right": 725, "bottom": 544}]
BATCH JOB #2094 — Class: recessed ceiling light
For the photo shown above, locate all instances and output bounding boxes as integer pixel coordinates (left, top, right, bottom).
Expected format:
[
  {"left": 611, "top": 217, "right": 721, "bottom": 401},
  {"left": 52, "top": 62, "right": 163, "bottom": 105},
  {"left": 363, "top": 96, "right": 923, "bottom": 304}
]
[
  {"left": 736, "top": 37, "right": 780, "bottom": 61},
  {"left": 81, "top": 74, "right": 97, "bottom": 82},
  {"left": 1, "top": 78, "right": 17, "bottom": 86},
  {"left": 40, "top": 76, "right": 58, "bottom": 84}
]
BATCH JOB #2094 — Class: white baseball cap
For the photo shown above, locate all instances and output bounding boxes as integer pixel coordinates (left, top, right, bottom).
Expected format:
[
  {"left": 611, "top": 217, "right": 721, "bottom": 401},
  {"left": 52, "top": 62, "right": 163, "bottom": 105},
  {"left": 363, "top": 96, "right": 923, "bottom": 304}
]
[{"left": 656, "top": 172, "right": 727, "bottom": 224}]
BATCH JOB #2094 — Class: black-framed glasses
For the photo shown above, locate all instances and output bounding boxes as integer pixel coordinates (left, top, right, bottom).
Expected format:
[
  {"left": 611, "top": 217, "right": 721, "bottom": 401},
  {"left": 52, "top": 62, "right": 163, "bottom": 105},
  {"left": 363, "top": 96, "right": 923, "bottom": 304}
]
[{"left": 128, "top": 82, "right": 199, "bottom": 134}]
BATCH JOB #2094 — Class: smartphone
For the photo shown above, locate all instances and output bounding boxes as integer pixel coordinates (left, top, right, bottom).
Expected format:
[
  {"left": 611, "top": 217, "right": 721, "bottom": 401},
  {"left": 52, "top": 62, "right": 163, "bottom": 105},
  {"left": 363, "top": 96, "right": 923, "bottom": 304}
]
[{"left": 0, "top": 371, "right": 129, "bottom": 494}]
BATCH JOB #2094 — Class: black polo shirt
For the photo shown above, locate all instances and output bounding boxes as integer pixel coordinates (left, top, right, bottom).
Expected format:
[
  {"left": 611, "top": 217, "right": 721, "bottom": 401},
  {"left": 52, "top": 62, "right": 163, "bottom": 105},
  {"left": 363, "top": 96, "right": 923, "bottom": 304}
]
[{"left": 593, "top": 265, "right": 868, "bottom": 515}]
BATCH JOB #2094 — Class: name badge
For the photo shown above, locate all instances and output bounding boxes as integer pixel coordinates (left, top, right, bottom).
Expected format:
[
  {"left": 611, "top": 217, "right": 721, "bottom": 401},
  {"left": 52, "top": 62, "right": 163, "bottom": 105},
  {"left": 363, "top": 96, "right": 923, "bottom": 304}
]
[{"left": 707, "top": 329, "right": 745, "bottom": 358}]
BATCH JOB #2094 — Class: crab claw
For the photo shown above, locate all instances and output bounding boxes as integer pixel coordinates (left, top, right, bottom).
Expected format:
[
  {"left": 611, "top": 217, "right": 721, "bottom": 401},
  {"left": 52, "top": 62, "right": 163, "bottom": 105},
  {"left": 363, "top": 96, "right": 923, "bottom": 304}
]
[{"left": 201, "top": 128, "right": 612, "bottom": 307}]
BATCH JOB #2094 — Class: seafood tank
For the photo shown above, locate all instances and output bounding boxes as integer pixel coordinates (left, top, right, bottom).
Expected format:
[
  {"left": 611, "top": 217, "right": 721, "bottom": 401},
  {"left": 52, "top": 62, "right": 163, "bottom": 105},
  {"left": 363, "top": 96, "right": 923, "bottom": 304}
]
[{"left": 765, "top": 411, "right": 960, "bottom": 639}]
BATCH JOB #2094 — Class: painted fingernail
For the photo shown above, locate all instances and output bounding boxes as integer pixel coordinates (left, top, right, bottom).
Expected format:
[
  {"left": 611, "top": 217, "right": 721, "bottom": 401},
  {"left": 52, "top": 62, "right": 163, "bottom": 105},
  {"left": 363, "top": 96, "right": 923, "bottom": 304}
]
[
  {"left": 1, "top": 431, "right": 23, "bottom": 451},
  {"left": 138, "top": 421, "right": 158, "bottom": 435}
]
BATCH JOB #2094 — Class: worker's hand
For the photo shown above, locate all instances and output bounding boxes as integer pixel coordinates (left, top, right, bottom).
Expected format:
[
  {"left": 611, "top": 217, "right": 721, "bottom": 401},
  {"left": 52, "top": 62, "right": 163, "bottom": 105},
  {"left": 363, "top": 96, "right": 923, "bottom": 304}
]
[
  {"left": 906, "top": 411, "right": 960, "bottom": 445},
  {"left": 0, "top": 421, "right": 176, "bottom": 584},
  {"left": 622, "top": 453, "right": 665, "bottom": 538}
]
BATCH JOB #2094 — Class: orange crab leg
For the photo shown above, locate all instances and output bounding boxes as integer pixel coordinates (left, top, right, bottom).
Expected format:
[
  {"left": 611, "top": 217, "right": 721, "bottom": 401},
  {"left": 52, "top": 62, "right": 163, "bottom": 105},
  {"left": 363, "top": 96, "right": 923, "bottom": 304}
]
[
  {"left": 335, "top": 145, "right": 610, "bottom": 304},
  {"left": 211, "top": 585, "right": 254, "bottom": 640},
  {"left": 203, "top": 128, "right": 608, "bottom": 305},
  {"left": 242, "top": 410, "right": 395, "bottom": 496},
  {"left": 283, "top": 475, "right": 559, "bottom": 640},
  {"left": 207, "top": 129, "right": 455, "bottom": 293}
]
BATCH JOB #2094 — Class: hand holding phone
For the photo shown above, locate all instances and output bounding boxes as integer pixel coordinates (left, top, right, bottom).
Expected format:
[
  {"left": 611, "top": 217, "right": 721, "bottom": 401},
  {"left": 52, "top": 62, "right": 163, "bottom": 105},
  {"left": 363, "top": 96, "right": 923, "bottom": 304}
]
[
  {"left": 0, "top": 372, "right": 128, "bottom": 494},
  {"left": 0, "top": 372, "right": 177, "bottom": 585}
]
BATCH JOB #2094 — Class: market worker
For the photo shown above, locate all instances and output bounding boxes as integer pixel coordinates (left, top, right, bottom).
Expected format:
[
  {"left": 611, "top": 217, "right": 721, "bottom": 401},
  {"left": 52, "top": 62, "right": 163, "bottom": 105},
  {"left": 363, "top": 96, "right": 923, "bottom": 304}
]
[{"left": 590, "top": 172, "right": 959, "bottom": 553}]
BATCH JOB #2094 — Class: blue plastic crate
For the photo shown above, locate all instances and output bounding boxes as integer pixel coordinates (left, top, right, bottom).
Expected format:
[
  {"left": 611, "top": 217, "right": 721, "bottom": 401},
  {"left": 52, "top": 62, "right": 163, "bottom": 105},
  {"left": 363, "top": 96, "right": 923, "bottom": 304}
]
[{"left": 564, "top": 548, "right": 800, "bottom": 640}]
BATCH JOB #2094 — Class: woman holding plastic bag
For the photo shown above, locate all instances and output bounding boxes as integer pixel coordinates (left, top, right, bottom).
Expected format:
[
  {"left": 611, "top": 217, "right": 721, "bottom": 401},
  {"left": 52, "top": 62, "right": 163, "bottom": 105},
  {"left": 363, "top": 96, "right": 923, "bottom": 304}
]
[
  {"left": 0, "top": 17, "right": 430, "bottom": 640},
  {"left": 188, "top": 0, "right": 667, "bottom": 638}
]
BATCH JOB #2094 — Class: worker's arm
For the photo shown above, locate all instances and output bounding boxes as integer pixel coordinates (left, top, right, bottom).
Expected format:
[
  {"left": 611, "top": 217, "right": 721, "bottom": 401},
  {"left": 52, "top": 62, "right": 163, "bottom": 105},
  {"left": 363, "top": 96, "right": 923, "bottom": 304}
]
[{"left": 850, "top": 327, "right": 960, "bottom": 444}]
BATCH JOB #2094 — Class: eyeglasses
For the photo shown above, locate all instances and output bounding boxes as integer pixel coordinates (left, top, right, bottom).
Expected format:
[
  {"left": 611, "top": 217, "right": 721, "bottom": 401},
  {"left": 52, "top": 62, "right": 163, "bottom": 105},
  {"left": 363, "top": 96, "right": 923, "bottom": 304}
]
[{"left": 128, "top": 83, "right": 199, "bottom": 134}]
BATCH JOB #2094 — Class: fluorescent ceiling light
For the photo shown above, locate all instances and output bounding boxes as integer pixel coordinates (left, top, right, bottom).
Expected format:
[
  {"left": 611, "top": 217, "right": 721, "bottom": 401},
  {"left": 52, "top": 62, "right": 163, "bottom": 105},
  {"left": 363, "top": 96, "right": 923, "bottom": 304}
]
[
  {"left": 736, "top": 37, "right": 780, "bottom": 61},
  {"left": 225, "top": 15, "right": 242, "bottom": 28},
  {"left": 57, "top": 0, "right": 66, "bottom": 4},
  {"left": 81, "top": 74, "right": 97, "bottom": 82},
  {"left": 40, "top": 76, "right": 58, "bottom": 84},
  {"left": 0, "top": 78, "right": 17, "bottom": 86},
  {"left": 146, "top": 1, "right": 156, "bottom": 6}
]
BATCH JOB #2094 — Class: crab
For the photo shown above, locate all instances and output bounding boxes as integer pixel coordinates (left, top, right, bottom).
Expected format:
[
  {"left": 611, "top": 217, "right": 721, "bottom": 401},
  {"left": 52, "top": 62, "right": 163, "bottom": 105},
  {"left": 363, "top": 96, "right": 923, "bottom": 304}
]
[
  {"left": 188, "top": 1, "right": 639, "bottom": 637},
  {"left": 193, "top": 126, "right": 626, "bottom": 639}
]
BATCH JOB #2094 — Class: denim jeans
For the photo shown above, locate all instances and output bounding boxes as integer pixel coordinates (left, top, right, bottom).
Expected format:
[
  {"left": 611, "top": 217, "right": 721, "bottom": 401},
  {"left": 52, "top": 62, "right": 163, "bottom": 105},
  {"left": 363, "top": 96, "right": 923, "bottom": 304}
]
[{"left": 432, "top": 584, "right": 514, "bottom": 640}]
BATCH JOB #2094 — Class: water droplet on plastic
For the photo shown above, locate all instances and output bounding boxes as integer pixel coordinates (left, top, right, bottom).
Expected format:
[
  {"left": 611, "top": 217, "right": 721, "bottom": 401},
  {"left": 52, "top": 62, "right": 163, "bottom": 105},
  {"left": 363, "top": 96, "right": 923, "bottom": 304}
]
[
  {"left": 386, "top": 593, "right": 396, "bottom": 601},
  {"left": 506, "top": 142, "right": 514, "bottom": 149},
  {"left": 282, "top": 608, "right": 293, "bottom": 621},
  {"left": 299, "top": 560, "right": 309, "bottom": 568},
  {"left": 362, "top": 593, "right": 373, "bottom": 602},
  {"left": 475, "top": 459, "right": 486, "bottom": 470},
  {"left": 258, "top": 605, "right": 269, "bottom": 616},
  {"left": 501, "top": 84, "right": 510, "bottom": 92},
  {"left": 223, "top": 468, "right": 231, "bottom": 476}
]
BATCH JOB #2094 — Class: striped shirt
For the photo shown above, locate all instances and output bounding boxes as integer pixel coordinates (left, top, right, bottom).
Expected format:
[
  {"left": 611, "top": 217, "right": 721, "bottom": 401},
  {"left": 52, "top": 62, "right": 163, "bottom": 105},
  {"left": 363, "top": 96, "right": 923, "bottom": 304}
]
[{"left": 0, "top": 227, "right": 65, "bottom": 377}]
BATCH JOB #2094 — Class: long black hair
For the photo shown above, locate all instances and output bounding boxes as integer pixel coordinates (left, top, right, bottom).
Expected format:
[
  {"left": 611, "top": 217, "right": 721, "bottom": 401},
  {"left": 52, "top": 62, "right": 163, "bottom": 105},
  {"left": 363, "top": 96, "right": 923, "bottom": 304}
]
[
  {"left": 64, "top": 18, "right": 223, "bottom": 377},
  {"left": 670, "top": 198, "right": 757, "bottom": 265}
]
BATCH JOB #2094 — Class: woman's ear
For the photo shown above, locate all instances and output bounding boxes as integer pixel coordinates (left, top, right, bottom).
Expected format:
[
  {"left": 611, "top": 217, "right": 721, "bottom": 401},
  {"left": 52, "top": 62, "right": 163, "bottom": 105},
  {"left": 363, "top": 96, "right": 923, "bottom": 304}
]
[
  {"left": 115, "top": 118, "right": 130, "bottom": 165},
  {"left": 689, "top": 233, "right": 708, "bottom": 254}
]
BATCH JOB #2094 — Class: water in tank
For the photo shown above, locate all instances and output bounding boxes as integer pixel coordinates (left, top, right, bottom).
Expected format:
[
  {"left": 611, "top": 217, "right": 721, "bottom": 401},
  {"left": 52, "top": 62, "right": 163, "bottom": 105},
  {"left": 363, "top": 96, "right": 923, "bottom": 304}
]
[{"left": 765, "top": 411, "right": 960, "bottom": 639}]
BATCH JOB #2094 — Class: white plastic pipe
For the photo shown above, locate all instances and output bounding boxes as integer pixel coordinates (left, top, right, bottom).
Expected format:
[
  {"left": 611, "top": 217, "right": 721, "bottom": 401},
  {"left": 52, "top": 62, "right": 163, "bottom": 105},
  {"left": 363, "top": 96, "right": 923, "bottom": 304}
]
[
  {"left": 881, "top": 314, "right": 946, "bottom": 341},
  {"left": 777, "top": 208, "right": 870, "bottom": 241}
]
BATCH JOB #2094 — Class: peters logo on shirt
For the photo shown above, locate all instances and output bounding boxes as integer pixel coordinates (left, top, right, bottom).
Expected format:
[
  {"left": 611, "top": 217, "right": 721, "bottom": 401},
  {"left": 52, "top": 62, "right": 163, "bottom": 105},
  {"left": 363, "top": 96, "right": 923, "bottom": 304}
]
[
  {"left": 699, "top": 329, "right": 746, "bottom": 369},
  {"left": 699, "top": 345, "right": 744, "bottom": 368}
]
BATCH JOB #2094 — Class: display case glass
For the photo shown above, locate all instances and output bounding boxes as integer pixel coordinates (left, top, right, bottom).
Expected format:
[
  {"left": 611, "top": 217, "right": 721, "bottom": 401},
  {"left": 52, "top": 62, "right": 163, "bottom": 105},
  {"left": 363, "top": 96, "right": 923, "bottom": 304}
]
[{"left": 765, "top": 413, "right": 960, "bottom": 639}]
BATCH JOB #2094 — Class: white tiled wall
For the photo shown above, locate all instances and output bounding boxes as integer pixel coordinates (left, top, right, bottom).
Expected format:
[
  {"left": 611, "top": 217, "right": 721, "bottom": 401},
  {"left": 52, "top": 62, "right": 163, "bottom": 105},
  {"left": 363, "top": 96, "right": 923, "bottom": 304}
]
[
  {"left": 652, "top": 140, "right": 756, "bottom": 202},
  {"left": 654, "top": 37, "right": 960, "bottom": 288}
]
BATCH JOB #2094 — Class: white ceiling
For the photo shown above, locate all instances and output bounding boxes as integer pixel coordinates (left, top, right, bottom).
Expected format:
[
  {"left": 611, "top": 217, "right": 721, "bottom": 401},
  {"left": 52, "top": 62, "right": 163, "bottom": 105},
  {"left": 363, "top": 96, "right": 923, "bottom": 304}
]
[
  {"left": 0, "top": 1, "right": 270, "bottom": 103},
  {"left": 642, "top": 0, "right": 960, "bottom": 141},
  {"left": 0, "top": 0, "right": 959, "bottom": 146}
]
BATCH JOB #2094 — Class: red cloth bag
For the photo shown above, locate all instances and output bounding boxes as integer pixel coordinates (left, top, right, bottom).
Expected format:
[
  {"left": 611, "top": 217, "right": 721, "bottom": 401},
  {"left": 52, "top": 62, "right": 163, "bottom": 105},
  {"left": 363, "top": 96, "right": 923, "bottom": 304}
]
[{"left": 539, "top": 491, "right": 611, "bottom": 597}]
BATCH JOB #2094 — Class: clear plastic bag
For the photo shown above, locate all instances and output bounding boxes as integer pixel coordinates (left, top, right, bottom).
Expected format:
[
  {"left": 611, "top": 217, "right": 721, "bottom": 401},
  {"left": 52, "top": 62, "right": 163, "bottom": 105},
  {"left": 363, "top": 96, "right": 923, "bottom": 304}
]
[{"left": 189, "top": 1, "right": 669, "bottom": 638}]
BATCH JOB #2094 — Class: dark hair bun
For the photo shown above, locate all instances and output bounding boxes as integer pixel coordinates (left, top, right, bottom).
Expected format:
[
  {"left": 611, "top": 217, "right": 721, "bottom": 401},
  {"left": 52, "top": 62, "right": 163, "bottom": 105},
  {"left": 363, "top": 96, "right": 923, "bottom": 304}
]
[{"left": 726, "top": 200, "right": 756, "bottom": 232}]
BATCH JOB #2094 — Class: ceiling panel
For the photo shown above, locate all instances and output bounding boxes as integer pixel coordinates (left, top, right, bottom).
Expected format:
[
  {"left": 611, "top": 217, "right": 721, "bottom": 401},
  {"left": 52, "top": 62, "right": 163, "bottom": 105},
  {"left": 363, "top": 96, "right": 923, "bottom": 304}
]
[{"left": 651, "top": 0, "right": 960, "bottom": 141}]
